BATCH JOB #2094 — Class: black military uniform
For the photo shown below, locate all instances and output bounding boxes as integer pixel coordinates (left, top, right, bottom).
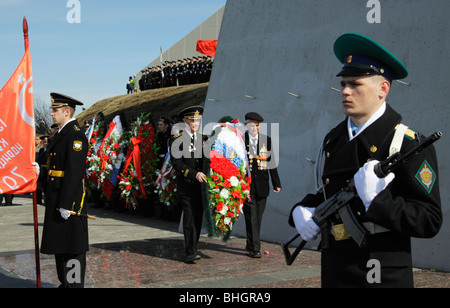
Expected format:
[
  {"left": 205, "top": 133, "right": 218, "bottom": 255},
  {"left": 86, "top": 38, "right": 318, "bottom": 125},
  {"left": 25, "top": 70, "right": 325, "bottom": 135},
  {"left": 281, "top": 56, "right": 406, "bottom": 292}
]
[
  {"left": 289, "top": 33, "right": 442, "bottom": 287},
  {"left": 206, "top": 56, "right": 213, "bottom": 82},
  {"left": 139, "top": 70, "right": 145, "bottom": 91},
  {"left": 169, "top": 106, "right": 208, "bottom": 262},
  {"left": 244, "top": 112, "right": 281, "bottom": 258},
  {"left": 41, "top": 93, "right": 89, "bottom": 288},
  {"left": 176, "top": 60, "right": 183, "bottom": 86},
  {"left": 36, "top": 135, "right": 50, "bottom": 204},
  {"left": 156, "top": 117, "right": 172, "bottom": 169}
]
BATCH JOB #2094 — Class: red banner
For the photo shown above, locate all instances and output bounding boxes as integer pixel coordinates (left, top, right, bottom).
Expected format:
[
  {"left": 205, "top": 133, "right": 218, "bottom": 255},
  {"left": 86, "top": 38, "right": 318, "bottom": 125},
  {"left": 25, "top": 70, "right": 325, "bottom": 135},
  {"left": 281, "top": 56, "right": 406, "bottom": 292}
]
[
  {"left": 196, "top": 40, "right": 218, "bottom": 57},
  {"left": 0, "top": 21, "right": 37, "bottom": 194}
]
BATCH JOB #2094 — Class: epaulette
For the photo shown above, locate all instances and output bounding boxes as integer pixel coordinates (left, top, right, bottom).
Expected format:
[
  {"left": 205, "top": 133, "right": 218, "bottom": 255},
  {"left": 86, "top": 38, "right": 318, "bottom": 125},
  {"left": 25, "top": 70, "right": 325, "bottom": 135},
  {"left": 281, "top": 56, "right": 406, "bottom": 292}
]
[
  {"left": 172, "top": 131, "right": 183, "bottom": 139},
  {"left": 394, "top": 124, "right": 417, "bottom": 140}
]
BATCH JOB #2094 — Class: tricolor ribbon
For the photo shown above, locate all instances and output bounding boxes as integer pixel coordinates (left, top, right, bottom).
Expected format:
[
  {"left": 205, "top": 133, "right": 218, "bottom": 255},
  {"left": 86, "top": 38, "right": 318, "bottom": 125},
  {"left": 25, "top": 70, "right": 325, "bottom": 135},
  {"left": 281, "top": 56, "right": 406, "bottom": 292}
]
[
  {"left": 218, "top": 119, "right": 250, "bottom": 177},
  {"left": 155, "top": 150, "right": 173, "bottom": 190}
]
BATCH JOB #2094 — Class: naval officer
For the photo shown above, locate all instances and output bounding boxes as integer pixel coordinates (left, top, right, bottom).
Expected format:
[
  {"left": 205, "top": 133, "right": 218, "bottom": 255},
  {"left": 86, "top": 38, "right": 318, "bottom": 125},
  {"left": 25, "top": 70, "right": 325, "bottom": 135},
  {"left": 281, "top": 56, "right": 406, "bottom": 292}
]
[
  {"left": 169, "top": 106, "right": 208, "bottom": 262},
  {"left": 41, "top": 93, "right": 89, "bottom": 288}
]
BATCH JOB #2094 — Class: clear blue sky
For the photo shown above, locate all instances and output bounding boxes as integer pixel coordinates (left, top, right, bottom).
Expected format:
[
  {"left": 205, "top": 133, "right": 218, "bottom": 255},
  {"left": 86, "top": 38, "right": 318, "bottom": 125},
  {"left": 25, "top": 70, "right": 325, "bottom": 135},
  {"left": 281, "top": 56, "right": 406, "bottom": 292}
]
[{"left": 0, "top": 0, "right": 226, "bottom": 113}]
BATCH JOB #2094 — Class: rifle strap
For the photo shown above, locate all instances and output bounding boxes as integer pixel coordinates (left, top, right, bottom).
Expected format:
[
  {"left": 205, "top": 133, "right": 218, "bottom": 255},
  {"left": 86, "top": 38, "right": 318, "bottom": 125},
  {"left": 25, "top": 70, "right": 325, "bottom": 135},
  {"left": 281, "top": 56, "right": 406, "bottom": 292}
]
[{"left": 389, "top": 124, "right": 408, "bottom": 157}]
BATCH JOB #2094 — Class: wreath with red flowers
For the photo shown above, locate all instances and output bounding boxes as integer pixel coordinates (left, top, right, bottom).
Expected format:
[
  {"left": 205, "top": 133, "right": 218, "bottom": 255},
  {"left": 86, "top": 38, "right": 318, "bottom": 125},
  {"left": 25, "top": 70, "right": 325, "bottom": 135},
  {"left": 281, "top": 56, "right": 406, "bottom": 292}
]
[
  {"left": 204, "top": 122, "right": 251, "bottom": 241},
  {"left": 118, "top": 113, "right": 159, "bottom": 208},
  {"left": 85, "top": 113, "right": 107, "bottom": 190}
]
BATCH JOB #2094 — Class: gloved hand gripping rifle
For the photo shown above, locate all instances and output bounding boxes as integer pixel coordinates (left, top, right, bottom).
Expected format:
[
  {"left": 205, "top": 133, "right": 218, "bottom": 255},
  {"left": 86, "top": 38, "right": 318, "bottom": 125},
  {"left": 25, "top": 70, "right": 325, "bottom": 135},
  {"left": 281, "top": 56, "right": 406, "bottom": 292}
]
[{"left": 282, "top": 131, "right": 442, "bottom": 266}]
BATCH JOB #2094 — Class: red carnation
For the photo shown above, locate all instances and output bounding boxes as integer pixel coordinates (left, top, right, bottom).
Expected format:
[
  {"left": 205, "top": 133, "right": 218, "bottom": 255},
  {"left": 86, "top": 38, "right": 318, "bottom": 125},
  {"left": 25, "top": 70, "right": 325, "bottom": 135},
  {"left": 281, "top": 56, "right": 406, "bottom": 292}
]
[{"left": 231, "top": 190, "right": 241, "bottom": 199}]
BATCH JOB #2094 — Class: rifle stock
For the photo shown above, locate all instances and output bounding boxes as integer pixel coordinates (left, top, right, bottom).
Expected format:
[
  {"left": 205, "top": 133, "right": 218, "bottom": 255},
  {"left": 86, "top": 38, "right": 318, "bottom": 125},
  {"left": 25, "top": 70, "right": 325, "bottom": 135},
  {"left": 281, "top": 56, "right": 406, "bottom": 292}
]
[
  {"left": 282, "top": 131, "right": 442, "bottom": 266},
  {"left": 281, "top": 233, "right": 305, "bottom": 266}
]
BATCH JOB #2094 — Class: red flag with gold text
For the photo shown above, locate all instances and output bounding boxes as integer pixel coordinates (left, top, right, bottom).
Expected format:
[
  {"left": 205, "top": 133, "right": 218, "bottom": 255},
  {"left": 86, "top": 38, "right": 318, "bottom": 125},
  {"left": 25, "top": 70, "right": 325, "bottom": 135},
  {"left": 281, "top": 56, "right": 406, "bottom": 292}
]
[{"left": 0, "top": 22, "right": 37, "bottom": 194}]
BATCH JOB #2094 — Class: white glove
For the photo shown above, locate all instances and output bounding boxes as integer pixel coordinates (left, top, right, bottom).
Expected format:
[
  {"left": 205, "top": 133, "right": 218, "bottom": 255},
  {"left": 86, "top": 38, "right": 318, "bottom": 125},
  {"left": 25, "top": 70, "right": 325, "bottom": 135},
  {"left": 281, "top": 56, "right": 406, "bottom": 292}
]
[
  {"left": 354, "top": 160, "right": 395, "bottom": 212},
  {"left": 59, "top": 208, "right": 71, "bottom": 220},
  {"left": 292, "top": 206, "right": 320, "bottom": 241},
  {"left": 32, "top": 162, "right": 40, "bottom": 176}
]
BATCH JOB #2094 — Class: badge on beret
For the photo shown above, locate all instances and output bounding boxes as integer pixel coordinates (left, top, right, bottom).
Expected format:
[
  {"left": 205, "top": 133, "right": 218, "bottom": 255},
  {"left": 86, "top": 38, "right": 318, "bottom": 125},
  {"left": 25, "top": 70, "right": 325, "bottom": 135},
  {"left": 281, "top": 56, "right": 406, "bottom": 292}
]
[
  {"left": 415, "top": 160, "right": 436, "bottom": 193},
  {"left": 73, "top": 140, "right": 83, "bottom": 151}
]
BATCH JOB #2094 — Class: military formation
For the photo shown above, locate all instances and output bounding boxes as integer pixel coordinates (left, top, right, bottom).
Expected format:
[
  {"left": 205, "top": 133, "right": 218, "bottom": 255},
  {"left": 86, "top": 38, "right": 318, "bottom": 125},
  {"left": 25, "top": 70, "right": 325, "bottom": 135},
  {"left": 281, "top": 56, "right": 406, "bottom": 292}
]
[{"left": 138, "top": 55, "right": 213, "bottom": 91}]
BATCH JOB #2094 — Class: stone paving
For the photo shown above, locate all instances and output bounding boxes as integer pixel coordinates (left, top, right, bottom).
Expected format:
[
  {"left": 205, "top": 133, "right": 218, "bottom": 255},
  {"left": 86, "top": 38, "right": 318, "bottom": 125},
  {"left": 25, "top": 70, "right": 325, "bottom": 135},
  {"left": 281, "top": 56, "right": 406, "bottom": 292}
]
[{"left": 0, "top": 195, "right": 448, "bottom": 288}]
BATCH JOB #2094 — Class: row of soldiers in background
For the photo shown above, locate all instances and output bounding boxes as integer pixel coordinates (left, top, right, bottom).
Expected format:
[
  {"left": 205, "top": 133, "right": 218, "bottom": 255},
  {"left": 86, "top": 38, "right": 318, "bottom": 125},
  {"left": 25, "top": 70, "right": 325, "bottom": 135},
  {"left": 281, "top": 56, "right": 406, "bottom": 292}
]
[{"left": 138, "top": 55, "right": 213, "bottom": 91}]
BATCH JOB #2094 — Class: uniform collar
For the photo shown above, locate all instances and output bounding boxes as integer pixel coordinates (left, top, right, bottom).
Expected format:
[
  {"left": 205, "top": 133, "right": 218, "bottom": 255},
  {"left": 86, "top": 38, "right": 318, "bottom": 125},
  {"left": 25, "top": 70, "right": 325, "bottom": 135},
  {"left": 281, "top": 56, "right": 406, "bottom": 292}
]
[
  {"left": 58, "top": 117, "right": 77, "bottom": 133},
  {"left": 348, "top": 102, "right": 386, "bottom": 140},
  {"left": 184, "top": 128, "right": 196, "bottom": 140}
]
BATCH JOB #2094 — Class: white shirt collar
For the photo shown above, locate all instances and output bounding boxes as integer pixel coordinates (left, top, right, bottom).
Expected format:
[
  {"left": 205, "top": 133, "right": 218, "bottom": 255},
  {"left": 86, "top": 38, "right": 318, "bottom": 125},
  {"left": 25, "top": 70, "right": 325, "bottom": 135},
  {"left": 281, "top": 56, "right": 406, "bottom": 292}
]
[
  {"left": 184, "top": 128, "right": 194, "bottom": 139},
  {"left": 348, "top": 102, "right": 386, "bottom": 141},
  {"left": 58, "top": 117, "right": 76, "bottom": 133}
]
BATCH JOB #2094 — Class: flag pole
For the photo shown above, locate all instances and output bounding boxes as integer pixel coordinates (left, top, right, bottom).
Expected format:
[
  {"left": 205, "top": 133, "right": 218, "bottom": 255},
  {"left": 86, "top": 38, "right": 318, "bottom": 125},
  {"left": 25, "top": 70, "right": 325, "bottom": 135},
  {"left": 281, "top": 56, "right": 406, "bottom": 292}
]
[
  {"left": 32, "top": 191, "right": 41, "bottom": 288},
  {"left": 23, "top": 16, "right": 29, "bottom": 50},
  {"left": 24, "top": 16, "right": 41, "bottom": 288}
]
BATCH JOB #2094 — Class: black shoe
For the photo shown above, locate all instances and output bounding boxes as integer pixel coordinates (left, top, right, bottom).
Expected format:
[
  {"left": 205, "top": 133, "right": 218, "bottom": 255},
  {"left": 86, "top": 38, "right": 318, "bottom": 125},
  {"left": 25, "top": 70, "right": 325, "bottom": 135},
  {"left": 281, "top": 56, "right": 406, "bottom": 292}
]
[
  {"left": 248, "top": 251, "right": 261, "bottom": 258},
  {"left": 186, "top": 253, "right": 201, "bottom": 263}
]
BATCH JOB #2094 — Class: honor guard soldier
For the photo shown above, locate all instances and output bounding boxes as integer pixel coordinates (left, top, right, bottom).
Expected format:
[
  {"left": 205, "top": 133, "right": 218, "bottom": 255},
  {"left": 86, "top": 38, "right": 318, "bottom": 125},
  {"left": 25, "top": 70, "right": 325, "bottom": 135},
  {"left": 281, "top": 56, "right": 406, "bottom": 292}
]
[
  {"left": 169, "top": 106, "right": 208, "bottom": 262},
  {"left": 289, "top": 33, "right": 442, "bottom": 287},
  {"left": 41, "top": 93, "right": 89, "bottom": 288},
  {"left": 244, "top": 112, "right": 282, "bottom": 258}
]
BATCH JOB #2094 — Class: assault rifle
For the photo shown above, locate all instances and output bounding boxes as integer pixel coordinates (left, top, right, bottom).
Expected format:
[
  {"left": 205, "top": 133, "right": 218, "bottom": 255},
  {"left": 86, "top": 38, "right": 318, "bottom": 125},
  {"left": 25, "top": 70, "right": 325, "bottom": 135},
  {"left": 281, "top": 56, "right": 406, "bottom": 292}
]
[{"left": 282, "top": 131, "right": 442, "bottom": 266}]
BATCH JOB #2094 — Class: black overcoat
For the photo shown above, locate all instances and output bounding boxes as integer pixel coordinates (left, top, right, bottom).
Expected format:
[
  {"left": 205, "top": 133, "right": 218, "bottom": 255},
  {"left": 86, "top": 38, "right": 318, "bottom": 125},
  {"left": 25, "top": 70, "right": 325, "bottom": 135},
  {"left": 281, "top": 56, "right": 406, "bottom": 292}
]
[
  {"left": 289, "top": 105, "right": 442, "bottom": 288},
  {"left": 41, "top": 120, "right": 89, "bottom": 255}
]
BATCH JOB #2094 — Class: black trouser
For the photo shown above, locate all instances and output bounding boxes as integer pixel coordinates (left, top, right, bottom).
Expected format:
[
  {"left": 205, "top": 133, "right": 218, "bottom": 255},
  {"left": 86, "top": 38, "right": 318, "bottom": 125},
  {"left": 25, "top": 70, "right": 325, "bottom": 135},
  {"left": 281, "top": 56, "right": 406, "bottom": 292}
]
[
  {"left": 178, "top": 189, "right": 203, "bottom": 257},
  {"left": 0, "top": 194, "right": 13, "bottom": 206},
  {"left": 55, "top": 253, "right": 86, "bottom": 288},
  {"left": 243, "top": 195, "right": 267, "bottom": 253}
]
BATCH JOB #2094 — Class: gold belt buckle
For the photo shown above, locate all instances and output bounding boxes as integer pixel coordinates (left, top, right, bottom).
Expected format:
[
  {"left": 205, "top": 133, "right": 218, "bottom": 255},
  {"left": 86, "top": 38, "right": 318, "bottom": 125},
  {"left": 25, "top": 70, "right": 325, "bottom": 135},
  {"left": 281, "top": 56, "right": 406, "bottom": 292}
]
[
  {"left": 49, "top": 170, "right": 64, "bottom": 177},
  {"left": 332, "top": 224, "right": 350, "bottom": 241}
]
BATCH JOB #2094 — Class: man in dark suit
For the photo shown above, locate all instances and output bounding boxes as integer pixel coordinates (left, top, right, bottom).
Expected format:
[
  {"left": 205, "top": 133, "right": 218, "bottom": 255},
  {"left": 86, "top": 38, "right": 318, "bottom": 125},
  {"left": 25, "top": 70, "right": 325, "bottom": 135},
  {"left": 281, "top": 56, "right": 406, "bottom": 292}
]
[
  {"left": 244, "top": 112, "right": 281, "bottom": 258},
  {"left": 289, "top": 33, "right": 442, "bottom": 287},
  {"left": 40, "top": 92, "right": 89, "bottom": 288},
  {"left": 169, "top": 106, "right": 208, "bottom": 262}
]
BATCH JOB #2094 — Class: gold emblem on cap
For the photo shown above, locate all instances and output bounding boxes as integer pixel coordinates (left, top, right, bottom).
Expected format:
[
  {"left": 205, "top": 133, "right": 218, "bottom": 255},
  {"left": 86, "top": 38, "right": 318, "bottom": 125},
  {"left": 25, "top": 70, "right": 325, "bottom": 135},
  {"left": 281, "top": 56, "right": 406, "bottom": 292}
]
[
  {"left": 194, "top": 110, "right": 200, "bottom": 116},
  {"left": 380, "top": 68, "right": 385, "bottom": 74},
  {"left": 347, "top": 55, "right": 353, "bottom": 63}
]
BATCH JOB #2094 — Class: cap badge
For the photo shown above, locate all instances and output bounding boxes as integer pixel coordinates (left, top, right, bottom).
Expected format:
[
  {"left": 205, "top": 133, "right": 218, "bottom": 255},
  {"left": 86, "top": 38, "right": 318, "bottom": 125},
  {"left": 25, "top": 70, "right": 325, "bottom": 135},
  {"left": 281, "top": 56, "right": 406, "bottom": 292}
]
[
  {"left": 195, "top": 110, "right": 200, "bottom": 116},
  {"left": 346, "top": 55, "right": 353, "bottom": 63}
]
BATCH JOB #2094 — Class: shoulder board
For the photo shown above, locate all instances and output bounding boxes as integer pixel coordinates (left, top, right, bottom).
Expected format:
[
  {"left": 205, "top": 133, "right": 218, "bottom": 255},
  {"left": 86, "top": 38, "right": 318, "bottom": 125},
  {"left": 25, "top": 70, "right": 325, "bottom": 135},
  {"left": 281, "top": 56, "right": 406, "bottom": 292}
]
[
  {"left": 173, "top": 131, "right": 183, "bottom": 139},
  {"left": 394, "top": 124, "right": 417, "bottom": 140}
]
